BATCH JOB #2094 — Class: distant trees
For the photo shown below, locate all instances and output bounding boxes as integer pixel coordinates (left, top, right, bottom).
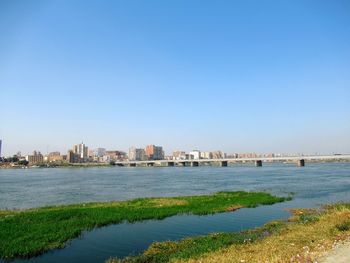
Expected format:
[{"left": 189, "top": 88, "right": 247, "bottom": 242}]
[
  {"left": 18, "top": 160, "right": 29, "bottom": 166},
  {"left": 3, "top": 155, "right": 19, "bottom": 163},
  {"left": 0, "top": 155, "right": 28, "bottom": 166}
]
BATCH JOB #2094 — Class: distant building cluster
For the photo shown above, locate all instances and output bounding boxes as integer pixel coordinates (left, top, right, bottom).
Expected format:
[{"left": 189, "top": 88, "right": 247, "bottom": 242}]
[
  {"left": 129, "top": 145, "right": 165, "bottom": 161},
  {"left": 67, "top": 142, "right": 128, "bottom": 164},
  {"left": 171, "top": 150, "right": 226, "bottom": 160},
  {"left": 0, "top": 137, "right": 307, "bottom": 167}
]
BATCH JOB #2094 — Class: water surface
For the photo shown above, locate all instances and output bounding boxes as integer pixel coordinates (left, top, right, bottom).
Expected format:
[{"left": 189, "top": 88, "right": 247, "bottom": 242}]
[{"left": 1, "top": 163, "right": 349, "bottom": 262}]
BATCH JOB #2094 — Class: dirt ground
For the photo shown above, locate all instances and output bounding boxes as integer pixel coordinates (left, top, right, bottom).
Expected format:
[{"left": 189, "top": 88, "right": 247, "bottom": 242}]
[{"left": 320, "top": 241, "right": 350, "bottom": 263}]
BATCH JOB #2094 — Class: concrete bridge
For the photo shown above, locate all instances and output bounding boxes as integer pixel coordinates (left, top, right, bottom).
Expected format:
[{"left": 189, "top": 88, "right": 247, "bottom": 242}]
[{"left": 115, "top": 154, "right": 350, "bottom": 167}]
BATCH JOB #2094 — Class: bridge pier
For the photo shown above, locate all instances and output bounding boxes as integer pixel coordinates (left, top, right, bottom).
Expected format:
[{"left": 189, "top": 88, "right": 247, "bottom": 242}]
[
  {"left": 297, "top": 159, "right": 305, "bottom": 167},
  {"left": 220, "top": 161, "right": 228, "bottom": 167},
  {"left": 191, "top": 161, "right": 199, "bottom": 167},
  {"left": 255, "top": 160, "right": 262, "bottom": 167},
  {"left": 109, "top": 155, "right": 350, "bottom": 167},
  {"left": 167, "top": 162, "right": 175, "bottom": 167}
]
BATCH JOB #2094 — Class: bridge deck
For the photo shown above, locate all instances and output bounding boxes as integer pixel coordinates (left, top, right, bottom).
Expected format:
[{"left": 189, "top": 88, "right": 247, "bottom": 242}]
[{"left": 115, "top": 155, "right": 350, "bottom": 165}]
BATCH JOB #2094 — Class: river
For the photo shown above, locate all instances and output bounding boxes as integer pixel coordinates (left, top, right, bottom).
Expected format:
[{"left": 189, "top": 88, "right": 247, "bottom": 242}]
[{"left": 0, "top": 163, "right": 349, "bottom": 262}]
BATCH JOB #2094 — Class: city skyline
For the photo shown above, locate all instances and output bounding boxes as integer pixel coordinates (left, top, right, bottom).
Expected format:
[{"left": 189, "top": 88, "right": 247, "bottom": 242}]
[
  {"left": 0, "top": 138, "right": 347, "bottom": 158},
  {"left": 1, "top": 1, "right": 350, "bottom": 156}
]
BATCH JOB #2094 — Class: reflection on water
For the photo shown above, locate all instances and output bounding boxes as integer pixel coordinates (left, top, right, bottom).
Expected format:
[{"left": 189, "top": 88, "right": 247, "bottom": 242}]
[{"left": 1, "top": 163, "right": 349, "bottom": 263}]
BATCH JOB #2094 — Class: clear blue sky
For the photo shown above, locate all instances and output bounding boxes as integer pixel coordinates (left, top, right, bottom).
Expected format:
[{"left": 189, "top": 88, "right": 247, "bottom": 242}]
[{"left": 1, "top": 0, "right": 349, "bottom": 156}]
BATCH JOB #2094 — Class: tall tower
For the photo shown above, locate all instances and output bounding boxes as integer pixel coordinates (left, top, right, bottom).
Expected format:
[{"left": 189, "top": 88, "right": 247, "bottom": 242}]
[
  {"left": 72, "top": 142, "right": 88, "bottom": 162},
  {"left": 0, "top": 139, "right": 2, "bottom": 158}
]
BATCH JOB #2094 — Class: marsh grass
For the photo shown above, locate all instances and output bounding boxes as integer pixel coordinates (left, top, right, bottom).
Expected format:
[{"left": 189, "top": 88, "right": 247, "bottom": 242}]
[
  {"left": 0, "top": 191, "right": 288, "bottom": 259},
  {"left": 108, "top": 221, "right": 286, "bottom": 263}
]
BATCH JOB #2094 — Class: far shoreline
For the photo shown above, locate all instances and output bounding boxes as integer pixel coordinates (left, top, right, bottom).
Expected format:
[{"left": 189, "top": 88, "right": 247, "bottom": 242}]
[{"left": 1, "top": 159, "right": 349, "bottom": 170}]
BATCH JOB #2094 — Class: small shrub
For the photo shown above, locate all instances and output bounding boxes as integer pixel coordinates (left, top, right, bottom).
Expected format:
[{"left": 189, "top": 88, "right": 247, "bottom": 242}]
[
  {"left": 299, "top": 212, "right": 320, "bottom": 224},
  {"left": 336, "top": 221, "right": 350, "bottom": 232}
]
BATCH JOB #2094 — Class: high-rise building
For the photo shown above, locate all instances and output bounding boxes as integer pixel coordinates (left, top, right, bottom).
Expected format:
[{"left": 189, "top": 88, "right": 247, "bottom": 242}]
[
  {"left": 72, "top": 142, "right": 88, "bottom": 162},
  {"left": 129, "top": 147, "right": 147, "bottom": 161},
  {"left": 67, "top": 150, "right": 79, "bottom": 163},
  {"left": 211, "top": 151, "right": 226, "bottom": 159},
  {"left": 105, "top": 151, "right": 127, "bottom": 161},
  {"left": 145, "top": 145, "right": 164, "bottom": 160},
  {"left": 189, "top": 150, "right": 201, "bottom": 160},
  {"left": 25, "top": 151, "right": 44, "bottom": 164},
  {"left": 92, "top": 148, "right": 106, "bottom": 157},
  {"left": 173, "top": 150, "right": 186, "bottom": 160},
  {"left": 47, "top": 151, "right": 63, "bottom": 162},
  {"left": 0, "top": 139, "right": 2, "bottom": 158},
  {"left": 200, "top": 151, "right": 213, "bottom": 159}
]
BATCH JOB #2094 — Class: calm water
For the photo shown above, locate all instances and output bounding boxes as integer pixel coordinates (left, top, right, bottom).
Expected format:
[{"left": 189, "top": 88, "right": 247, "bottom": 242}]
[{"left": 1, "top": 163, "right": 350, "bottom": 262}]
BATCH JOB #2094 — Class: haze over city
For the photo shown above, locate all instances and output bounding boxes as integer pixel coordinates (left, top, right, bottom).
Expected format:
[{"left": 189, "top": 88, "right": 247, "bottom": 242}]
[{"left": 1, "top": 0, "right": 350, "bottom": 156}]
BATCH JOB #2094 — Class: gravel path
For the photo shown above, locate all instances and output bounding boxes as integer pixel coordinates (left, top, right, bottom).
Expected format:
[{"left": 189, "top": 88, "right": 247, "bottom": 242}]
[{"left": 320, "top": 242, "right": 350, "bottom": 263}]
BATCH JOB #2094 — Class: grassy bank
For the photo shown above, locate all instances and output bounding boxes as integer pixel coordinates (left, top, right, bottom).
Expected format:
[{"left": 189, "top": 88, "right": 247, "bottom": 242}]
[
  {"left": 108, "top": 203, "right": 350, "bottom": 263},
  {"left": 0, "top": 191, "right": 289, "bottom": 259}
]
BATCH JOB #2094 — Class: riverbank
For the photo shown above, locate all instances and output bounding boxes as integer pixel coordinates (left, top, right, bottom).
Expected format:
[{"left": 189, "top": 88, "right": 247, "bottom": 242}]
[
  {"left": 0, "top": 162, "right": 113, "bottom": 169},
  {"left": 0, "top": 191, "right": 289, "bottom": 259},
  {"left": 108, "top": 203, "right": 350, "bottom": 263}
]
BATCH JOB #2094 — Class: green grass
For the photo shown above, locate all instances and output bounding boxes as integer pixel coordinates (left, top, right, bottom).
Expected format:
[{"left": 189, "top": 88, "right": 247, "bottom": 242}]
[
  {"left": 0, "top": 191, "right": 290, "bottom": 259},
  {"left": 335, "top": 220, "right": 350, "bottom": 231}
]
